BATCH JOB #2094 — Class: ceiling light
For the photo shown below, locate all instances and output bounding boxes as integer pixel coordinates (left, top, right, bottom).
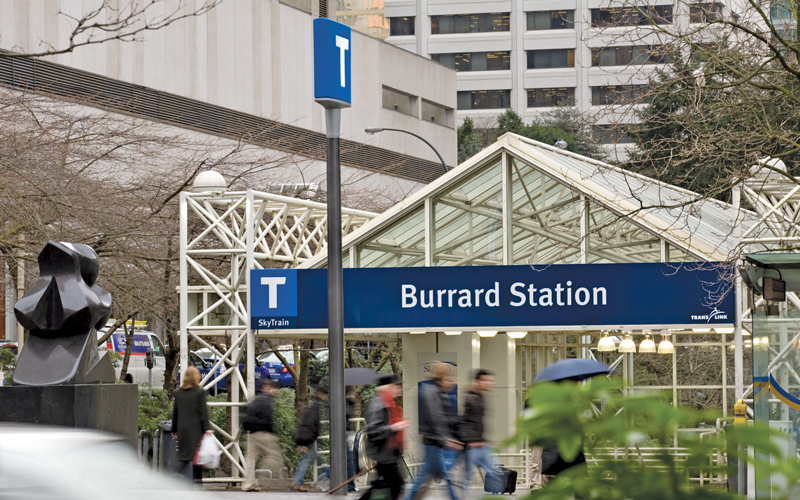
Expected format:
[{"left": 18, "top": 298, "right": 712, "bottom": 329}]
[
  {"left": 639, "top": 334, "right": 656, "bottom": 353},
  {"left": 715, "top": 327, "right": 734, "bottom": 334},
  {"left": 445, "top": 331, "right": 462, "bottom": 336},
  {"left": 658, "top": 334, "right": 674, "bottom": 354},
  {"left": 693, "top": 327, "right": 712, "bottom": 332},
  {"left": 478, "top": 331, "right": 498, "bottom": 337},
  {"left": 619, "top": 334, "right": 636, "bottom": 353},
  {"left": 409, "top": 331, "right": 426, "bottom": 335},
  {"left": 597, "top": 331, "right": 616, "bottom": 352},
  {"left": 507, "top": 331, "right": 528, "bottom": 339}
]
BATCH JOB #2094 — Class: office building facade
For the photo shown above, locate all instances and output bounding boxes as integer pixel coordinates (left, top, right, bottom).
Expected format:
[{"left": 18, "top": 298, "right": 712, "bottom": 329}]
[{"left": 384, "top": 0, "right": 726, "bottom": 159}]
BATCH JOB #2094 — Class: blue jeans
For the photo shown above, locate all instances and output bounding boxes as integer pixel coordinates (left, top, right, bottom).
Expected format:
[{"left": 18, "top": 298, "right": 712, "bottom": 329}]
[
  {"left": 404, "top": 445, "right": 458, "bottom": 500},
  {"left": 464, "top": 445, "right": 498, "bottom": 490},
  {"left": 293, "top": 443, "right": 318, "bottom": 485},
  {"left": 347, "top": 446, "right": 356, "bottom": 490}
]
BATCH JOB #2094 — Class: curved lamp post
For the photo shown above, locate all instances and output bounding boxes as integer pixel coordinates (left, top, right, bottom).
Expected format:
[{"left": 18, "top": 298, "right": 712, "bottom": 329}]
[{"left": 365, "top": 127, "right": 449, "bottom": 173}]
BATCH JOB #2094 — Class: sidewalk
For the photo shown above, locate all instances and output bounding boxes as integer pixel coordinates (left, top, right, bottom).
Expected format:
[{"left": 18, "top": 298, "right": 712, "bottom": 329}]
[{"left": 191, "top": 484, "right": 530, "bottom": 500}]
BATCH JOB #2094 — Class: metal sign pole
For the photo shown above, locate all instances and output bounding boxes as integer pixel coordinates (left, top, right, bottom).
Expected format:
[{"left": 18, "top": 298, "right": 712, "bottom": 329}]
[
  {"left": 325, "top": 106, "right": 347, "bottom": 496},
  {"left": 313, "top": 17, "right": 351, "bottom": 496}
]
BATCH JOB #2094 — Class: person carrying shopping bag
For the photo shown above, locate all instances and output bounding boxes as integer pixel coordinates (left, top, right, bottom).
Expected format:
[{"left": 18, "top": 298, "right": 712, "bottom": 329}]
[{"left": 172, "top": 366, "right": 213, "bottom": 483}]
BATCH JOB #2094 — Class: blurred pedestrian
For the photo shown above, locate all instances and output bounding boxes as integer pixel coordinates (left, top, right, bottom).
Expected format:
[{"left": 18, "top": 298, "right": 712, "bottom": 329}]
[
  {"left": 292, "top": 385, "right": 328, "bottom": 492},
  {"left": 361, "top": 374, "right": 409, "bottom": 500},
  {"left": 403, "top": 362, "right": 462, "bottom": 500},
  {"left": 346, "top": 391, "right": 359, "bottom": 493},
  {"left": 461, "top": 369, "right": 498, "bottom": 492},
  {"left": 242, "top": 378, "right": 284, "bottom": 492},
  {"left": 171, "top": 366, "right": 213, "bottom": 483}
]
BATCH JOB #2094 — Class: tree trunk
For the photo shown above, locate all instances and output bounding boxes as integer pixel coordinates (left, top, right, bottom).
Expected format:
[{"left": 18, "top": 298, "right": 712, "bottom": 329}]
[
  {"left": 161, "top": 237, "right": 180, "bottom": 395},
  {"left": 119, "top": 322, "right": 134, "bottom": 382},
  {"left": 294, "top": 339, "right": 312, "bottom": 418}
]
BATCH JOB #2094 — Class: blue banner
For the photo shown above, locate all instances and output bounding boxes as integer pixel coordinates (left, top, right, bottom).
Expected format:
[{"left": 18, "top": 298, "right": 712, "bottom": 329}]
[{"left": 249, "top": 263, "right": 734, "bottom": 330}]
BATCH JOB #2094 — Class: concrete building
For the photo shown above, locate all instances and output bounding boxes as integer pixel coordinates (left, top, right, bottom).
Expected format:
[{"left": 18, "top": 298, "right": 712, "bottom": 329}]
[
  {"left": 382, "top": 0, "right": 734, "bottom": 160},
  {"left": 0, "top": 0, "right": 457, "bottom": 341}
]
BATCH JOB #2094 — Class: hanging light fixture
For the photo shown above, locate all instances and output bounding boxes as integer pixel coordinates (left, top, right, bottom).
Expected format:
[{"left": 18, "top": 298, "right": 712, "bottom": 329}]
[
  {"left": 597, "top": 331, "right": 616, "bottom": 352},
  {"left": 507, "top": 331, "right": 528, "bottom": 339},
  {"left": 477, "top": 331, "right": 498, "bottom": 337},
  {"left": 715, "top": 326, "right": 734, "bottom": 334},
  {"left": 618, "top": 334, "right": 636, "bottom": 353},
  {"left": 639, "top": 333, "right": 656, "bottom": 353},
  {"left": 409, "top": 331, "right": 426, "bottom": 335},
  {"left": 658, "top": 333, "right": 674, "bottom": 354},
  {"left": 445, "top": 331, "right": 462, "bottom": 336}
]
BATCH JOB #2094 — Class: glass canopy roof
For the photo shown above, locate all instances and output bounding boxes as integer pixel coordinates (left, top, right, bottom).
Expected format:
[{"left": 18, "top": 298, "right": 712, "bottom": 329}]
[{"left": 302, "top": 133, "right": 764, "bottom": 270}]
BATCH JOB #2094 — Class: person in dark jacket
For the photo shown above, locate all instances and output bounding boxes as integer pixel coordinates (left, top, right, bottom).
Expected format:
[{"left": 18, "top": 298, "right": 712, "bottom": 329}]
[
  {"left": 171, "top": 366, "right": 212, "bottom": 483},
  {"left": 346, "top": 392, "right": 359, "bottom": 493},
  {"left": 292, "top": 385, "right": 328, "bottom": 492},
  {"left": 361, "top": 374, "right": 408, "bottom": 500},
  {"left": 403, "top": 362, "right": 461, "bottom": 500},
  {"left": 242, "top": 378, "right": 284, "bottom": 491},
  {"left": 461, "top": 369, "right": 498, "bottom": 491}
]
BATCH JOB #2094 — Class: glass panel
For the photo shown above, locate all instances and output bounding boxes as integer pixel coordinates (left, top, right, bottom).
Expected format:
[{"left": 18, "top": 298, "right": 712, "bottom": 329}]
[
  {"left": 471, "top": 52, "right": 487, "bottom": 71},
  {"left": 389, "top": 17, "right": 415, "bottom": 36},
  {"left": 357, "top": 207, "right": 426, "bottom": 268},
  {"left": 528, "top": 49, "right": 574, "bottom": 69},
  {"left": 439, "top": 15, "right": 455, "bottom": 34},
  {"left": 457, "top": 91, "right": 471, "bottom": 110},
  {"left": 433, "top": 157, "right": 503, "bottom": 266},
  {"left": 509, "top": 157, "right": 583, "bottom": 265},
  {"left": 527, "top": 88, "right": 575, "bottom": 107},
  {"left": 455, "top": 15, "right": 472, "bottom": 33},
  {"left": 587, "top": 202, "right": 662, "bottom": 263}
]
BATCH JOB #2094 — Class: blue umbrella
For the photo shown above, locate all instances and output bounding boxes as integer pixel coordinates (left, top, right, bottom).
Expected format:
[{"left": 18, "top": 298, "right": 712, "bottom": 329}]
[{"left": 534, "top": 358, "right": 610, "bottom": 383}]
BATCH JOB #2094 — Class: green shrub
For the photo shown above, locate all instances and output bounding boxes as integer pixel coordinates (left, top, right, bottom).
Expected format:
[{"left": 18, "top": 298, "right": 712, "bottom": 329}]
[{"left": 138, "top": 388, "right": 172, "bottom": 435}]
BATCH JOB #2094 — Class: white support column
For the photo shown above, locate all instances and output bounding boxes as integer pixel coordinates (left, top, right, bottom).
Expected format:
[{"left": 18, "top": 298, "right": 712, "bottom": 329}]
[
  {"left": 580, "top": 195, "right": 589, "bottom": 264},
  {"left": 732, "top": 184, "right": 744, "bottom": 402},
  {"left": 179, "top": 192, "right": 189, "bottom": 381},
  {"left": 501, "top": 151, "right": 513, "bottom": 265},
  {"left": 425, "top": 197, "right": 433, "bottom": 267},
  {"left": 246, "top": 190, "right": 255, "bottom": 400}
]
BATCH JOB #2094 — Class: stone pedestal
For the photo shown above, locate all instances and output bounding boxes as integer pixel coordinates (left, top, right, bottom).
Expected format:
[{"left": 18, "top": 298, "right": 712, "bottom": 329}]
[{"left": 0, "top": 383, "right": 138, "bottom": 444}]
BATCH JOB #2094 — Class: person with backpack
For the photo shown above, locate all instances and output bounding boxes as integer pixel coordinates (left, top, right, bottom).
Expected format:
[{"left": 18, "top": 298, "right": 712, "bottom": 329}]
[
  {"left": 403, "top": 362, "right": 462, "bottom": 500},
  {"left": 242, "top": 378, "right": 283, "bottom": 492},
  {"left": 292, "top": 385, "right": 328, "bottom": 492},
  {"left": 361, "top": 374, "right": 408, "bottom": 500}
]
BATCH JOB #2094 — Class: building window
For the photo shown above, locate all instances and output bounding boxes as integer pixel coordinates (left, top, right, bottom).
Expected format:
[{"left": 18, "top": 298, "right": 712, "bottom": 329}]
[
  {"left": 527, "top": 10, "right": 575, "bottom": 30},
  {"left": 422, "top": 99, "right": 454, "bottom": 127},
  {"left": 590, "top": 6, "right": 673, "bottom": 27},
  {"left": 591, "top": 45, "right": 670, "bottom": 66},
  {"left": 690, "top": 3, "right": 723, "bottom": 22},
  {"left": 431, "top": 52, "right": 511, "bottom": 71},
  {"left": 431, "top": 13, "right": 510, "bottom": 34},
  {"left": 527, "top": 49, "right": 575, "bottom": 69},
  {"left": 457, "top": 90, "right": 511, "bottom": 110},
  {"left": 382, "top": 86, "right": 417, "bottom": 116},
  {"left": 389, "top": 17, "right": 415, "bottom": 36},
  {"left": 527, "top": 88, "right": 576, "bottom": 107},
  {"left": 594, "top": 125, "right": 633, "bottom": 144},
  {"left": 591, "top": 85, "right": 650, "bottom": 105}
]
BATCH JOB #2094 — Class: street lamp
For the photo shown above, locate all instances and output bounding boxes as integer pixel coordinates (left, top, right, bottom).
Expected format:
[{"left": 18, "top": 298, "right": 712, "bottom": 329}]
[{"left": 365, "top": 127, "right": 449, "bottom": 173}]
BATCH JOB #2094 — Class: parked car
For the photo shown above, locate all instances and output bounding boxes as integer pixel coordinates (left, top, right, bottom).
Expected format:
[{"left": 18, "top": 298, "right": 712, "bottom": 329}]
[
  {"left": 98, "top": 329, "right": 166, "bottom": 386},
  {"left": 0, "top": 340, "right": 18, "bottom": 356},
  {"left": 0, "top": 424, "right": 218, "bottom": 499},
  {"left": 258, "top": 347, "right": 328, "bottom": 388},
  {"left": 197, "top": 350, "right": 271, "bottom": 392}
]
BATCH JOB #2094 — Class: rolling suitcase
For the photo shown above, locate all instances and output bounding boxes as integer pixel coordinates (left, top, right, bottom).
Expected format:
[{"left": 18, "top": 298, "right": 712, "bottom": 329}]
[{"left": 484, "top": 467, "right": 517, "bottom": 495}]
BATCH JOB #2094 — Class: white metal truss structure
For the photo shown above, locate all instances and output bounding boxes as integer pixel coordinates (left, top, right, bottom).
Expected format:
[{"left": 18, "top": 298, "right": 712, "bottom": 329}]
[
  {"left": 737, "top": 167, "right": 800, "bottom": 414},
  {"left": 179, "top": 189, "right": 375, "bottom": 482}
]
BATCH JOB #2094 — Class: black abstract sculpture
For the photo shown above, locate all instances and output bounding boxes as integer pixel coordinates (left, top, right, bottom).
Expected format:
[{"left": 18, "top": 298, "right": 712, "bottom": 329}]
[{"left": 13, "top": 241, "right": 115, "bottom": 385}]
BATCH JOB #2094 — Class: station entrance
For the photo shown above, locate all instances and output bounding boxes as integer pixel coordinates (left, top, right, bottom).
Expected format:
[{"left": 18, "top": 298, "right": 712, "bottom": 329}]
[{"left": 180, "top": 133, "right": 761, "bottom": 486}]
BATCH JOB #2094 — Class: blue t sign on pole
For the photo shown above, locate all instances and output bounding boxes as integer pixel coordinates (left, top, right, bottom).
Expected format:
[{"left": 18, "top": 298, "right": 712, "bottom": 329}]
[
  {"left": 313, "top": 16, "right": 350, "bottom": 496},
  {"left": 314, "top": 18, "right": 351, "bottom": 108}
]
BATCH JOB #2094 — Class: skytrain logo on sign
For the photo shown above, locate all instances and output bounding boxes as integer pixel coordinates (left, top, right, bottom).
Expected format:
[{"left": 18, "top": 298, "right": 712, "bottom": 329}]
[
  {"left": 313, "top": 18, "right": 351, "bottom": 107},
  {"left": 249, "top": 263, "right": 734, "bottom": 330},
  {"left": 250, "top": 269, "right": 298, "bottom": 329}
]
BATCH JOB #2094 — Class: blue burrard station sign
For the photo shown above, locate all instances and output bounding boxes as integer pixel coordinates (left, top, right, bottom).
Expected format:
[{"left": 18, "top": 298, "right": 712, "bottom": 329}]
[{"left": 249, "top": 263, "right": 734, "bottom": 331}]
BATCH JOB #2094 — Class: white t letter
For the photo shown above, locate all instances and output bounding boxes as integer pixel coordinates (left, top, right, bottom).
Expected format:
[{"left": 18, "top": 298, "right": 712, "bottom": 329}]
[
  {"left": 335, "top": 35, "right": 349, "bottom": 88},
  {"left": 261, "top": 277, "right": 287, "bottom": 309}
]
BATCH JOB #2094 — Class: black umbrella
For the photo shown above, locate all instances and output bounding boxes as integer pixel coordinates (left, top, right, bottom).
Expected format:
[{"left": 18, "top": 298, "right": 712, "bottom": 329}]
[
  {"left": 534, "top": 358, "right": 610, "bottom": 383},
  {"left": 345, "top": 368, "right": 380, "bottom": 386}
]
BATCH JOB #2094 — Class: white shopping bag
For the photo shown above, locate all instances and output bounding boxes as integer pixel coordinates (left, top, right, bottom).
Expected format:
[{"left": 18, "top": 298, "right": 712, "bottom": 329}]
[{"left": 193, "top": 434, "right": 221, "bottom": 469}]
